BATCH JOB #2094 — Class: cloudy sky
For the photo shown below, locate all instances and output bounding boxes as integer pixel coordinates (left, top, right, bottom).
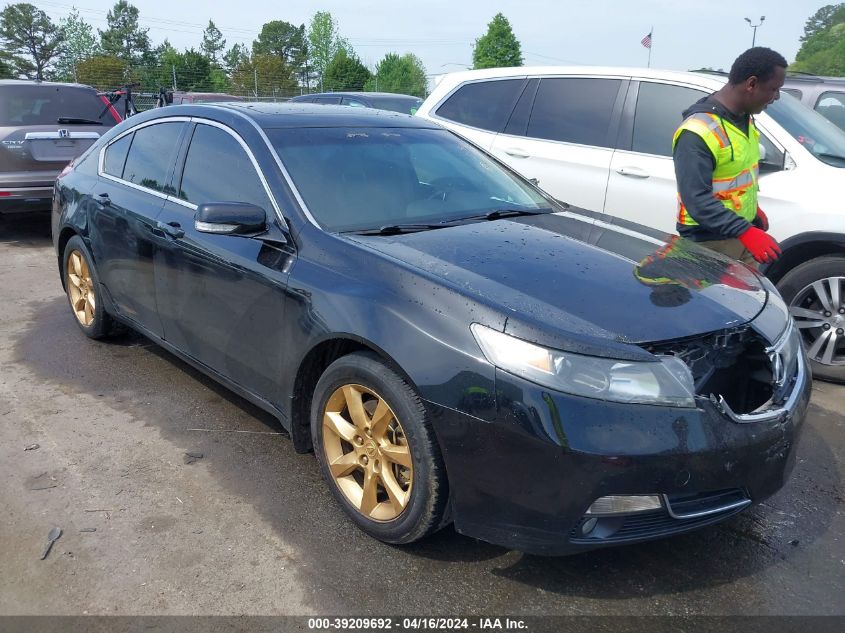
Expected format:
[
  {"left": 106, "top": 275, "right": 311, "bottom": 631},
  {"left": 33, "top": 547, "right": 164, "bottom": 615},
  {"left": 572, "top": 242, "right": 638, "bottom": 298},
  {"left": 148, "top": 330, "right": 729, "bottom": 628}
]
[{"left": 38, "top": 0, "right": 828, "bottom": 75}]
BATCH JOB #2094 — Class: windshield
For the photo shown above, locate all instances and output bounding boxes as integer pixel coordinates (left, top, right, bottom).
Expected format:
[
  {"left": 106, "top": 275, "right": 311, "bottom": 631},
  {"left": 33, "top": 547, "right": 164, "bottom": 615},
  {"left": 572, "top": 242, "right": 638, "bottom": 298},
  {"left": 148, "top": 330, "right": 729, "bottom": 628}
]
[
  {"left": 766, "top": 91, "right": 845, "bottom": 167},
  {"left": 268, "top": 127, "right": 552, "bottom": 232}
]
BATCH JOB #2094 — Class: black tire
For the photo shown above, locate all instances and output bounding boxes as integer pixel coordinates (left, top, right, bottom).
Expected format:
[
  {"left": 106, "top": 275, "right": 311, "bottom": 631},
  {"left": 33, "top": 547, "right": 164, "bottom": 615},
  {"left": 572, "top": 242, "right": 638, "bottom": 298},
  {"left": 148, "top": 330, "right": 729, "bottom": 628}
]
[
  {"left": 62, "top": 235, "right": 122, "bottom": 340},
  {"left": 311, "top": 352, "right": 449, "bottom": 544},
  {"left": 777, "top": 255, "right": 845, "bottom": 384}
]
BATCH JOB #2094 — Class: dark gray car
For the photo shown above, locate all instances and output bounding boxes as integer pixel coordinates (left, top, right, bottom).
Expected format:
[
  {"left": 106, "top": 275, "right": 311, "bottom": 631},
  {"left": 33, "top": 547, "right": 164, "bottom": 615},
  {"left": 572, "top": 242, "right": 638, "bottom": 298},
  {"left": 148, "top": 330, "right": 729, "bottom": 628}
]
[{"left": 0, "top": 80, "right": 121, "bottom": 214}]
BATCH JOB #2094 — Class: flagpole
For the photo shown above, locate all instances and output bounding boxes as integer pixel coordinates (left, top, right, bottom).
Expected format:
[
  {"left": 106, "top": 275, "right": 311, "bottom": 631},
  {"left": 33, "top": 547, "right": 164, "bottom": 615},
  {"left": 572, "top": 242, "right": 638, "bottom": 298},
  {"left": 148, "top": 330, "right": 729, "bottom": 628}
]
[{"left": 648, "top": 26, "right": 653, "bottom": 68}]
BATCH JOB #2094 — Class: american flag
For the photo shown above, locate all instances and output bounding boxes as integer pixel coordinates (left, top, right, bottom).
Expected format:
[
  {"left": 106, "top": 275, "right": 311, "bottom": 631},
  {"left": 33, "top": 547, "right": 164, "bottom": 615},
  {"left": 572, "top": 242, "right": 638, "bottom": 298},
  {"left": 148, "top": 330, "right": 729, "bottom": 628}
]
[{"left": 641, "top": 32, "right": 652, "bottom": 48}]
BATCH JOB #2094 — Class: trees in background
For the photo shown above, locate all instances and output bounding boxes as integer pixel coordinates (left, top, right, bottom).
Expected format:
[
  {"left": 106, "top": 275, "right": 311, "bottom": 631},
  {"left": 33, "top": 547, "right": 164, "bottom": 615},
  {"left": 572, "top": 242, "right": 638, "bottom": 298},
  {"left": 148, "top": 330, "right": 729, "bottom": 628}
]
[
  {"left": 794, "top": 4, "right": 845, "bottom": 75},
  {"left": 324, "top": 48, "right": 371, "bottom": 91},
  {"left": 0, "top": 3, "right": 64, "bottom": 80},
  {"left": 365, "top": 53, "right": 427, "bottom": 97},
  {"left": 472, "top": 13, "right": 522, "bottom": 70}
]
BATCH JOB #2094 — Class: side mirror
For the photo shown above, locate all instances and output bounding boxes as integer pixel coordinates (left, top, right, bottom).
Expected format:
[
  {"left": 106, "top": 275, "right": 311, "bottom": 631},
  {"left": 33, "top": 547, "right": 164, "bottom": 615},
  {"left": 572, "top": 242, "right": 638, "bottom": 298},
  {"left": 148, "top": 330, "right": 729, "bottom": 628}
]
[{"left": 195, "top": 202, "right": 267, "bottom": 236}]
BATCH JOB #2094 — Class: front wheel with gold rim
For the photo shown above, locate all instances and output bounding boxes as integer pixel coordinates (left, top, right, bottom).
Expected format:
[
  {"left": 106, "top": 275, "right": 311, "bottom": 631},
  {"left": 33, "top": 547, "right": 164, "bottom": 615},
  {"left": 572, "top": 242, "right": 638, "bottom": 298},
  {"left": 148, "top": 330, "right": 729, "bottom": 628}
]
[
  {"left": 62, "top": 235, "right": 120, "bottom": 339},
  {"left": 311, "top": 352, "right": 449, "bottom": 544}
]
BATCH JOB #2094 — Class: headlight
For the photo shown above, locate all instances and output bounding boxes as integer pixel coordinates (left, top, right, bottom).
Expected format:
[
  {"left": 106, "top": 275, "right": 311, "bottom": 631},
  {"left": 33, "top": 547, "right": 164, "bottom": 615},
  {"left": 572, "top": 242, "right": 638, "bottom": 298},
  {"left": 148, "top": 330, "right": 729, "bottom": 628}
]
[{"left": 471, "top": 324, "right": 697, "bottom": 407}]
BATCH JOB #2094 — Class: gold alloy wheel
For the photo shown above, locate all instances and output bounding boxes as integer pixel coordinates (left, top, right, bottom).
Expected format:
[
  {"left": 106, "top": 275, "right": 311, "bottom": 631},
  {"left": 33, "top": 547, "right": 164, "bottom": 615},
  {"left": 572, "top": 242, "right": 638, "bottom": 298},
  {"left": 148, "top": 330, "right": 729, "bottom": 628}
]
[
  {"left": 66, "top": 249, "right": 96, "bottom": 327},
  {"left": 322, "top": 384, "right": 413, "bottom": 522}
]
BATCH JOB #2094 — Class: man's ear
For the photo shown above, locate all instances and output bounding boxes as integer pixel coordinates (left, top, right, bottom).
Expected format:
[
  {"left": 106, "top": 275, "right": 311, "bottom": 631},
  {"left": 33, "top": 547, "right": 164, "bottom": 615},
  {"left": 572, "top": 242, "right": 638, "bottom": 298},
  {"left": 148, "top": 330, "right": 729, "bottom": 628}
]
[{"left": 746, "top": 76, "right": 759, "bottom": 92}]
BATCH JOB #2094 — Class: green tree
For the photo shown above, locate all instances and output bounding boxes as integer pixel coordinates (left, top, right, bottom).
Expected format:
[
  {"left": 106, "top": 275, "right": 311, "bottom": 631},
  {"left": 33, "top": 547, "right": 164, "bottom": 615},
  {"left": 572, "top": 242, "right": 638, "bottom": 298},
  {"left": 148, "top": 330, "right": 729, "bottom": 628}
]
[
  {"left": 223, "top": 42, "right": 249, "bottom": 75},
  {"left": 54, "top": 8, "right": 100, "bottom": 82},
  {"left": 793, "top": 5, "right": 845, "bottom": 75},
  {"left": 364, "top": 53, "right": 427, "bottom": 97},
  {"left": 323, "top": 48, "right": 371, "bottom": 92},
  {"left": 801, "top": 3, "right": 845, "bottom": 41},
  {"left": 472, "top": 13, "right": 523, "bottom": 69},
  {"left": 0, "top": 3, "right": 64, "bottom": 80},
  {"left": 253, "top": 20, "right": 307, "bottom": 71},
  {"left": 76, "top": 55, "right": 128, "bottom": 90},
  {"left": 308, "top": 11, "right": 348, "bottom": 89},
  {"left": 230, "top": 53, "right": 297, "bottom": 97},
  {"left": 99, "top": 1, "right": 150, "bottom": 65},
  {"left": 200, "top": 20, "right": 226, "bottom": 66}
]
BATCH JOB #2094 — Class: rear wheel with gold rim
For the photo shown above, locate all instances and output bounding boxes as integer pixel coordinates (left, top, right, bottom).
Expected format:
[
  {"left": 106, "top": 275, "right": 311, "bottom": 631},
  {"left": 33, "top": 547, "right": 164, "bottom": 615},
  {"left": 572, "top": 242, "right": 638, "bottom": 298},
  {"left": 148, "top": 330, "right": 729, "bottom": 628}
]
[
  {"left": 311, "top": 352, "right": 449, "bottom": 543},
  {"left": 62, "top": 235, "right": 121, "bottom": 339}
]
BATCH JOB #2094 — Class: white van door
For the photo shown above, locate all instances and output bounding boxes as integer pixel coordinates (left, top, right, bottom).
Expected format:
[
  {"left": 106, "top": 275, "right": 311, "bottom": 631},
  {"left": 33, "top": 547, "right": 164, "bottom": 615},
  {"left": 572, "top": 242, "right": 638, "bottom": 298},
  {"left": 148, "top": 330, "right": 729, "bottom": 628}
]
[{"left": 489, "top": 76, "right": 627, "bottom": 213}]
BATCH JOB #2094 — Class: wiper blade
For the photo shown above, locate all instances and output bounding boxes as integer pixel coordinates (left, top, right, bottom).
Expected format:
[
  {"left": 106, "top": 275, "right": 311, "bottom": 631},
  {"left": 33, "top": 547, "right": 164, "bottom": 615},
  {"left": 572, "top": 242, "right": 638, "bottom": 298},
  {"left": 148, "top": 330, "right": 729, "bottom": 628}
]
[
  {"left": 347, "top": 223, "right": 448, "bottom": 236},
  {"left": 444, "top": 207, "right": 554, "bottom": 224},
  {"left": 815, "top": 152, "right": 845, "bottom": 162},
  {"left": 57, "top": 117, "right": 103, "bottom": 125}
]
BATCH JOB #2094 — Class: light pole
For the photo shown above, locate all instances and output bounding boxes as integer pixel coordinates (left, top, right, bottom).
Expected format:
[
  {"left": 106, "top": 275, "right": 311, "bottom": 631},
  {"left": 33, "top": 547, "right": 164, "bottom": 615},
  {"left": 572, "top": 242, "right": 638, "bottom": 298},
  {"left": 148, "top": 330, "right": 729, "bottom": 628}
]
[{"left": 744, "top": 16, "right": 765, "bottom": 47}]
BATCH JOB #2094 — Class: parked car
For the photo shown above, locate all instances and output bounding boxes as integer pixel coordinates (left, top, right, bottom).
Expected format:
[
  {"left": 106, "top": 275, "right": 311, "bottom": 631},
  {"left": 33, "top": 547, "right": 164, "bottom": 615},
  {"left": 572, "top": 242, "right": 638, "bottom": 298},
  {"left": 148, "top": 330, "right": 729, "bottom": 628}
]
[
  {"left": 782, "top": 73, "right": 845, "bottom": 132},
  {"left": 0, "top": 80, "right": 121, "bottom": 214},
  {"left": 416, "top": 66, "right": 845, "bottom": 382},
  {"left": 53, "top": 104, "right": 809, "bottom": 555},
  {"left": 288, "top": 91, "right": 423, "bottom": 114},
  {"left": 169, "top": 91, "right": 245, "bottom": 105}
]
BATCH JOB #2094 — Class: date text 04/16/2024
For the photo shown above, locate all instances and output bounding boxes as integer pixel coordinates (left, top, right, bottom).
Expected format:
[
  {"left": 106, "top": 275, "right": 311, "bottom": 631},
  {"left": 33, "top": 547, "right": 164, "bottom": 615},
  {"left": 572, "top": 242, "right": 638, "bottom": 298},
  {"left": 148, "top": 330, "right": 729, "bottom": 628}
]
[{"left": 307, "top": 617, "right": 529, "bottom": 630}]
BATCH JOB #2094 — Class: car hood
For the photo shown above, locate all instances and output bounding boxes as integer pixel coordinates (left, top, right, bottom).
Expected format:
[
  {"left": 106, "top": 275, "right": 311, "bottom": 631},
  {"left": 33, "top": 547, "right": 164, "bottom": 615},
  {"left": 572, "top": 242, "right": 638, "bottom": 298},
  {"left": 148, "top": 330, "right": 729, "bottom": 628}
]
[{"left": 346, "top": 211, "right": 767, "bottom": 355}]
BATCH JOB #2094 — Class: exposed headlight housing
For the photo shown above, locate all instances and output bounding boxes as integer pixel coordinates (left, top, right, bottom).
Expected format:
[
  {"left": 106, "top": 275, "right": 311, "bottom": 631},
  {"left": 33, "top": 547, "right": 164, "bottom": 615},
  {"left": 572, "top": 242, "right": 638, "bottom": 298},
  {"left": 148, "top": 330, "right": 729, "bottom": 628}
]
[{"left": 470, "top": 324, "right": 696, "bottom": 407}]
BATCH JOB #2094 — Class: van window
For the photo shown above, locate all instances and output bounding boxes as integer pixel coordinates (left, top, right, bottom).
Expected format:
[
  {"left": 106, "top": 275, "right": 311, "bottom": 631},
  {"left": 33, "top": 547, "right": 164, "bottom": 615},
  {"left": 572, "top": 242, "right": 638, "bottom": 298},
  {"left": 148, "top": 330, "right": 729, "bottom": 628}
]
[
  {"left": 435, "top": 79, "right": 525, "bottom": 132},
  {"left": 527, "top": 78, "right": 621, "bottom": 147},
  {"left": 632, "top": 82, "right": 707, "bottom": 156}
]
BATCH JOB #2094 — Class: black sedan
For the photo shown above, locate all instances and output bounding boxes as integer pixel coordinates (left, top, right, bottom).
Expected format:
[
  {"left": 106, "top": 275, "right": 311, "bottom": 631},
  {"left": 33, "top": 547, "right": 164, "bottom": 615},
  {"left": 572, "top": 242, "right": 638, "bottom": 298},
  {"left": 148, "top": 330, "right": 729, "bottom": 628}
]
[{"left": 52, "top": 104, "right": 810, "bottom": 555}]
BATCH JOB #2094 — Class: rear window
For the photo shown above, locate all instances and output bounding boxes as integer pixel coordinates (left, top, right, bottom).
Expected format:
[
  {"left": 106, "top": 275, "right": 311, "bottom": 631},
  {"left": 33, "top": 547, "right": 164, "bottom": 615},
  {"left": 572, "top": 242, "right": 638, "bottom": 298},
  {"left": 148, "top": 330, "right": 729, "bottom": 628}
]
[
  {"left": 0, "top": 84, "right": 118, "bottom": 126},
  {"left": 369, "top": 96, "right": 424, "bottom": 114}
]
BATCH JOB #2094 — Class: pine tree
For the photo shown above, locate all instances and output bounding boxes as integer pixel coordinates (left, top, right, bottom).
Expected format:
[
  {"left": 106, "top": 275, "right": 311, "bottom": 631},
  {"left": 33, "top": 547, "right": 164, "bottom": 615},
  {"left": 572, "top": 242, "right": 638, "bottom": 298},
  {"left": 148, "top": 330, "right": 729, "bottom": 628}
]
[
  {"left": 0, "top": 3, "right": 64, "bottom": 80},
  {"left": 472, "top": 13, "right": 523, "bottom": 70}
]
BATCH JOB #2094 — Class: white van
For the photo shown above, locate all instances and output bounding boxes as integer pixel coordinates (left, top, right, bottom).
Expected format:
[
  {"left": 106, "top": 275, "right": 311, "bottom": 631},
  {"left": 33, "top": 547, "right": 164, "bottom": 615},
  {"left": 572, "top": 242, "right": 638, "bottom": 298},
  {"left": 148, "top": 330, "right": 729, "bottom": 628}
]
[{"left": 417, "top": 67, "right": 845, "bottom": 382}]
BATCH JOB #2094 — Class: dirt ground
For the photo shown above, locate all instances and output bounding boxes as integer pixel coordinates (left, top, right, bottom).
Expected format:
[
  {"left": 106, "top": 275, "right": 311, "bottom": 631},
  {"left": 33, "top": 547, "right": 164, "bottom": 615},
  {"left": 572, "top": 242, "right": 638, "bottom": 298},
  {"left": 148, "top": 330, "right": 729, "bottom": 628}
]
[{"left": 1, "top": 212, "right": 843, "bottom": 617}]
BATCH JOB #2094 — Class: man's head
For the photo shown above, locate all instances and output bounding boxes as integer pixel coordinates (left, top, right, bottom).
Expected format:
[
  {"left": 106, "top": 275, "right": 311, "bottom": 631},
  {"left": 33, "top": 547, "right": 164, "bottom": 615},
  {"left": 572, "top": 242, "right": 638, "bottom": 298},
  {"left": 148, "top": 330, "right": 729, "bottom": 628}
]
[{"left": 727, "top": 47, "right": 788, "bottom": 114}]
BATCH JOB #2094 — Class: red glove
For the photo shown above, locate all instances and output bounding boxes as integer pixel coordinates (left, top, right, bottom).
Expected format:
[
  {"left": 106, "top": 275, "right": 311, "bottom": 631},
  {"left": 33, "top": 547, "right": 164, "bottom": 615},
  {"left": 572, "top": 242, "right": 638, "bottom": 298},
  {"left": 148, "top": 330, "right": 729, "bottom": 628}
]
[
  {"left": 739, "top": 227, "right": 781, "bottom": 263},
  {"left": 754, "top": 207, "right": 769, "bottom": 231}
]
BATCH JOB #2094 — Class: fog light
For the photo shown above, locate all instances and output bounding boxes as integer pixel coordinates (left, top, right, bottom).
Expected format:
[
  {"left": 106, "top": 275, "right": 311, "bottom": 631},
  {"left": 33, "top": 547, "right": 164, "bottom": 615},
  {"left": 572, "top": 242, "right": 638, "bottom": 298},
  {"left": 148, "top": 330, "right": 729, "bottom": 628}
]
[
  {"left": 586, "top": 495, "right": 662, "bottom": 516},
  {"left": 581, "top": 517, "right": 598, "bottom": 535}
]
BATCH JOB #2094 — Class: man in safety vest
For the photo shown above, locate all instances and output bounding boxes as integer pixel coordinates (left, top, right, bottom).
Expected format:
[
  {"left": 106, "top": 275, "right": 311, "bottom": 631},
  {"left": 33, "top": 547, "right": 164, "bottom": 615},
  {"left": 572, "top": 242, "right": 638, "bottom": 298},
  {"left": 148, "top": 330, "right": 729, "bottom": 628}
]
[{"left": 673, "top": 47, "right": 787, "bottom": 267}]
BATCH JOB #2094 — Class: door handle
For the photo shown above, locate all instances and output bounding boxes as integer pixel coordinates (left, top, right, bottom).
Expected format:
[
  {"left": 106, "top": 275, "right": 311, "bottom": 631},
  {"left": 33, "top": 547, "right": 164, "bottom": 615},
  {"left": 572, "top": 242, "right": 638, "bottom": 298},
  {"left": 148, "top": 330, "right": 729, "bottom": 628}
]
[
  {"left": 156, "top": 220, "right": 184, "bottom": 239},
  {"left": 615, "top": 166, "right": 650, "bottom": 178},
  {"left": 504, "top": 148, "right": 530, "bottom": 158},
  {"left": 96, "top": 192, "right": 111, "bottom": 206}
]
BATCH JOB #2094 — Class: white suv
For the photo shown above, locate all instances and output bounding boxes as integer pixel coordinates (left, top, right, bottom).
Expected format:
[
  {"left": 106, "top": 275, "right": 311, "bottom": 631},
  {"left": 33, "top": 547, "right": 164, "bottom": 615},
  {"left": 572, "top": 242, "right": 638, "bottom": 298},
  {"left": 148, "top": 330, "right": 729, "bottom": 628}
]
[{"left": 417, "top": 66, "right": 845, "bottom": 382}]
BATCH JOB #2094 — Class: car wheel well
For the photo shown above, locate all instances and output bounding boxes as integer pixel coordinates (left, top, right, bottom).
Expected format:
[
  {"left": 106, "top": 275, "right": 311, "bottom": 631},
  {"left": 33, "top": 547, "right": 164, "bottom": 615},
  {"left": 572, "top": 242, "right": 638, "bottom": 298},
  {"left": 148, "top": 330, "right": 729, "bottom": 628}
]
[
  {"left": 290, "top": 337, "right": 416, "bottom": 454},
  {"left": 57, "top": 227, "right": 79, "bottom": 289},
  {"left": 765, "top": 237, "right": 845, "bottom": 285}
]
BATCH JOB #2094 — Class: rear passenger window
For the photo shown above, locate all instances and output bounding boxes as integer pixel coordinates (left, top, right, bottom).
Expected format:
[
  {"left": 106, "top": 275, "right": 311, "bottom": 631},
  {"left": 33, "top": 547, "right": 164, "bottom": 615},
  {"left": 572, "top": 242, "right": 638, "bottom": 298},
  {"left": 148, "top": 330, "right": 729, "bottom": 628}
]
[
  {"left": 103, "top": 133, "right": 132, "bottom": 177},
  {"left": 435, "top": 79, "right": 525, "bottom": 132},
  {"left": 178, "top": 124, "right": 273, "bottom": 211},
  {"left": 632, "top": 83, "right": 707, "bottom": 156},
  {"left": 122, "top": 122, "right": 185, "bottom": 193},
  {"left": 782, "top": 88, "right": 802, "bottom": 100},
  {"left": 527, "top": 78, "right": 621, "bottom": 147}
]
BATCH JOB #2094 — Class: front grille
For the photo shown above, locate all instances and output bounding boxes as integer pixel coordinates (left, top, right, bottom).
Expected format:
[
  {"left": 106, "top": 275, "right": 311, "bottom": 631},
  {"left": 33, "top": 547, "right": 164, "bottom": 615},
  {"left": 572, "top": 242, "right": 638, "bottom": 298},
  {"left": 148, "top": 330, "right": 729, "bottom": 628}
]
[{"left": 569, "top": 489, "right": 750, "bottom": 544}]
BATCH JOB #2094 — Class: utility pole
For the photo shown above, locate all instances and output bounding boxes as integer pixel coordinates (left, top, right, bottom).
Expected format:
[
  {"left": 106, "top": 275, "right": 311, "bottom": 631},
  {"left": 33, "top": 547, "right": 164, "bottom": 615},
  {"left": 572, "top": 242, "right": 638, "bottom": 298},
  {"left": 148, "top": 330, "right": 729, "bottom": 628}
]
[
  {"left": 744, "top": 16, "right": 765, "bottom": 47},
  {"left": 254, "top": 68, "right": 259, "bottom": 97},
  {"left": 172, "top": 64, "right": 177, "bottom": 91}
]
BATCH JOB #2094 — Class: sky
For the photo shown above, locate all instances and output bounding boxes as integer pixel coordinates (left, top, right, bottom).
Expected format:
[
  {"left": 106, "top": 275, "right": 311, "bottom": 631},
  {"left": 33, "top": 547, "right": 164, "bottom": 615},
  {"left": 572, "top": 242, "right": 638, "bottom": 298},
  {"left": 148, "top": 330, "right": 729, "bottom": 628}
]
[{"left": 37, "top": 0, "right": 830, "bottom": 77}]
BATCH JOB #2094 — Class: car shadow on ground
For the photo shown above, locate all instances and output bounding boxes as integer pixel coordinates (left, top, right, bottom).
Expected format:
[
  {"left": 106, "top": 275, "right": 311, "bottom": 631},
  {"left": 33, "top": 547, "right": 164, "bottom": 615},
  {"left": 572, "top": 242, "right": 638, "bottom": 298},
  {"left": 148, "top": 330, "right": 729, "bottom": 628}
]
[
  {"left": 0, "top": 211, "right": 52, "bottom": 248},
  {"left": 14, "top": 290, "right": 843, "bottom": 612}
]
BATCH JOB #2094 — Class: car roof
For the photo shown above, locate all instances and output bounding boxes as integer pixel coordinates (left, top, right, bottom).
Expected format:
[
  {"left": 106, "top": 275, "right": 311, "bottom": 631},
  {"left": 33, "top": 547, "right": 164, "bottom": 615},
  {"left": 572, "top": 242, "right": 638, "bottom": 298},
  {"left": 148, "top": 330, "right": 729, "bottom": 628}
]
[
  {"left": 292, "top": 92, "right": 421, "bottom": 100},
  {"left": 430, "top": 65, "right": 727, "bottom": 92},
  {"left": 143, "top": 102, "right": 441, "bottom": 129},
  {"left": 0, "top": 79, "right": 98, "bottom": 90}
]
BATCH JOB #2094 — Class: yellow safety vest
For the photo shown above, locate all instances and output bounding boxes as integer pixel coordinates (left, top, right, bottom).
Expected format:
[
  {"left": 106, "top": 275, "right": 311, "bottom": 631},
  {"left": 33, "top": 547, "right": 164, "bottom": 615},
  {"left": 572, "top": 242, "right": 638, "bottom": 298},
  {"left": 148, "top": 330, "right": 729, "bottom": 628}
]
[{"left": 672, "top": 112, "right": 760, "bottom": 227}]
